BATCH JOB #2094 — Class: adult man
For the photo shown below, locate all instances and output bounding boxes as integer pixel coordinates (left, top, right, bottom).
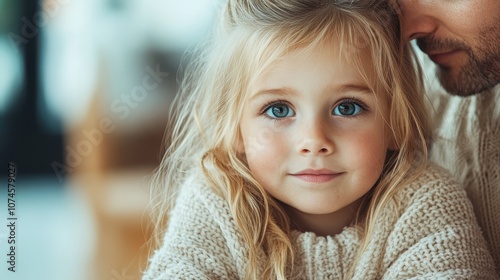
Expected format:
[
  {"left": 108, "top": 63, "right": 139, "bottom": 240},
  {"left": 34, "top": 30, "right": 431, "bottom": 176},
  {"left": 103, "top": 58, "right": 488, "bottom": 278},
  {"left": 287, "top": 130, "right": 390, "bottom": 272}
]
[{"left": 398, "top": 0, "right": 500, "bottom": 272}]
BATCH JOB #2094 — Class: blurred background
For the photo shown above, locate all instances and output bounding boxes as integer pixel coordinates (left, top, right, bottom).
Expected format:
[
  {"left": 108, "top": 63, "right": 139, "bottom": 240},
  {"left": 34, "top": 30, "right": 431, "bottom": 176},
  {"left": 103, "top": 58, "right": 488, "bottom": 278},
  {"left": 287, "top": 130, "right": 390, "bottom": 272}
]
[{"left": 0, "top": 0, "right": 218, "bottom": 279}]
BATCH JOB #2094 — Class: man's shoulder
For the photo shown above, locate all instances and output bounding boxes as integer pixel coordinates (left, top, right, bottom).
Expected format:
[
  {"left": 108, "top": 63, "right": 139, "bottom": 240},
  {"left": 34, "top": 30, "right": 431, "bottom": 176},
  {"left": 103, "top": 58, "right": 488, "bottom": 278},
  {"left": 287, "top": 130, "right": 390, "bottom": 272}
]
[{"left": 429, "top": 84, "right": 500, "bottom": 142}]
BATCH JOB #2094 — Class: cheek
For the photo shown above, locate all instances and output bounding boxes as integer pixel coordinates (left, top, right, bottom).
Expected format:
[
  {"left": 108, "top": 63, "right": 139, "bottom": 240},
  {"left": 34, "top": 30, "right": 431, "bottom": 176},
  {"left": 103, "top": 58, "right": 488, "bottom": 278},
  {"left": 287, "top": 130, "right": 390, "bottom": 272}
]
[
  {"left": 243, "top": 126, "right": 288, "bottom": 175},
  {"left": 344, "top": 127, "right": 389, "bottom": 175},
  {"left": 450, "top": 3, "right": 497, "bottom": 33}
]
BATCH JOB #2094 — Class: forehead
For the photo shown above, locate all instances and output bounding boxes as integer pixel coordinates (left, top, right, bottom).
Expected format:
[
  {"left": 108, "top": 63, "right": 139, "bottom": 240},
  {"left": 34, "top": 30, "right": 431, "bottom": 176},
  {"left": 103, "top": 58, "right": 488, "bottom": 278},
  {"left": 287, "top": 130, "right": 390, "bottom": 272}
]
[{"left": 249, "top": 42, "right": 376, "bottom": 95}]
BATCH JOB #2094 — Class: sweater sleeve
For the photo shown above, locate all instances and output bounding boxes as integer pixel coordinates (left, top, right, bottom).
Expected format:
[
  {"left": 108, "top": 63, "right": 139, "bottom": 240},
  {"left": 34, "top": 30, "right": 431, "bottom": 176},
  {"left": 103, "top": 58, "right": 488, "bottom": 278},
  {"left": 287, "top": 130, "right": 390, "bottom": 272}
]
[
  {"left": 142, "top": 180, "right": 241, "bottom": 280},
  {"left": 381, "top": 166, "right": 499, "bottom": 279}
]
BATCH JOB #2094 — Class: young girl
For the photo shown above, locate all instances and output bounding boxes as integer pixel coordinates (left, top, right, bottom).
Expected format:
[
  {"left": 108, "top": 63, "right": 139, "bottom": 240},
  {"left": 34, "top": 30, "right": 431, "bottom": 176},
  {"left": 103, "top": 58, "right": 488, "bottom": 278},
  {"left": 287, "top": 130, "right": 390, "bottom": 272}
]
[{"left": 143, "top": 0, "right": 498, "bottom": 279}]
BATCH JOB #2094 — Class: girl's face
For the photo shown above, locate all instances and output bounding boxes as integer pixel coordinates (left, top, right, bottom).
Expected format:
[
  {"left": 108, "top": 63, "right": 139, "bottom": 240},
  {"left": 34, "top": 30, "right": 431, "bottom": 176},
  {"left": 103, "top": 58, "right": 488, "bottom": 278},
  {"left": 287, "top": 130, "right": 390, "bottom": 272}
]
[{"left": 239, "top": 43, "right": 392, "bottom": 234}]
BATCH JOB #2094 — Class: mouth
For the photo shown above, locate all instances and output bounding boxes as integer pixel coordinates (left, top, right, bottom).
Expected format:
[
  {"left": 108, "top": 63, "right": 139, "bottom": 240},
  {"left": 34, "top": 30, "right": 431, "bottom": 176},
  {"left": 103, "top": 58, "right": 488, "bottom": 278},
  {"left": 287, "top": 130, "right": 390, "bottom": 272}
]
[
  {"left": 290, "top": 169, "right": 342, "bottom": 183},
  {"left": 427, "top": 50, "right": 461, "bottom": 65},
  {"left": 416, "top": 36, "right": 467, "bottom": 66}
]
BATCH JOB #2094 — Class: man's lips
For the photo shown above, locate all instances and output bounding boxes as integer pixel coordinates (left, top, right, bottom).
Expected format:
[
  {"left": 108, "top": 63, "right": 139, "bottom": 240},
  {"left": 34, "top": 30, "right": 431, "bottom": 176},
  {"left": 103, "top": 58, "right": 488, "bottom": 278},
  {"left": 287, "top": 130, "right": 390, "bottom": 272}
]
[
  {"left": 427, "top": 50, "right": 461, "bottom": 65},
  {"left": 290, "top": 169, "right": 342, "bottom": 183}
]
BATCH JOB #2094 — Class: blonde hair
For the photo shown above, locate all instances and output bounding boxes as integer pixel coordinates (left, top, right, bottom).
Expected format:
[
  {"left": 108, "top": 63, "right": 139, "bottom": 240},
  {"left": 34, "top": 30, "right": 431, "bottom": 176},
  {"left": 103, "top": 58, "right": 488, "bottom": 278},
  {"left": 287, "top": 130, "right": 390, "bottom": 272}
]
[{"left": 149, "top": 0, "right": 430, "bottom": 279}]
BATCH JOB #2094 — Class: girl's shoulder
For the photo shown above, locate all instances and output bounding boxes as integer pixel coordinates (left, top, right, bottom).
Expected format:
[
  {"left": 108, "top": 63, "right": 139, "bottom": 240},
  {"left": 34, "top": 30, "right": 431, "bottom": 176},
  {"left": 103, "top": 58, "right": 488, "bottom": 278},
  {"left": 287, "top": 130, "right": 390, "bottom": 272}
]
[
  {"left": 173, "top": 173, "right": 233, "bottom": 221},
  {"left": 146, "top": 173, "right": 246, "bottom": 279},
  {"left": 395, "top": 162, "right": 468, "bottom": 209},
  {"left": 171, "top": 172, "right": 244, "bottom": 245},
  {"left": 411, "top": 161, "right": 459, "bottom": 187},
  {"left": 175, "top": 173, "right": 220, "bottom": 203}
]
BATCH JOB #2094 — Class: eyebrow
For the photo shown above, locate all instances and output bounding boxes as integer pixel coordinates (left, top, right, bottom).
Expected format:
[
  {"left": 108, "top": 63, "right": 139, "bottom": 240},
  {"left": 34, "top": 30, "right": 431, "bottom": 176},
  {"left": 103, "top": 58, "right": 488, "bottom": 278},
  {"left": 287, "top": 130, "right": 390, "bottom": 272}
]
[
  {"left": 250, "top": 87, "right": 297, "bottom": 100},
  {"left": 336, "top": 84, "right": 373, "bottom": 95},
  {"left": 250, "top": 83, "right": 373, "bottom": 100}
]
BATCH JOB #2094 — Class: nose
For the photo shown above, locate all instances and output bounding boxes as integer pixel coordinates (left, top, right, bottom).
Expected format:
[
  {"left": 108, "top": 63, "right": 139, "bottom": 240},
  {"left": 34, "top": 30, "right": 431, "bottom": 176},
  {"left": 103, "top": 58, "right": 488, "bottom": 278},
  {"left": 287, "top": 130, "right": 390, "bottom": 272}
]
[
  {"left": 398, "top": 0, "right": 439, "bottom": 40},
  {"left": 297, "top": 119, "right": 334, "bottom": 156}
]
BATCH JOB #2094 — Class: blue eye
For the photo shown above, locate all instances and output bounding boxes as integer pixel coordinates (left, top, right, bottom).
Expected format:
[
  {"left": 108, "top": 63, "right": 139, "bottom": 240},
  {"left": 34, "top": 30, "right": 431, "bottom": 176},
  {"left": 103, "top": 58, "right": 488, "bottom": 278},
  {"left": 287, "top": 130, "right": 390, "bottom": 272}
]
[
  {"left": 333, "top": 102, "right": 363, "bottom": 116},
  {"left": 264, "top": 103, "right": 294, "bottom": 118}
]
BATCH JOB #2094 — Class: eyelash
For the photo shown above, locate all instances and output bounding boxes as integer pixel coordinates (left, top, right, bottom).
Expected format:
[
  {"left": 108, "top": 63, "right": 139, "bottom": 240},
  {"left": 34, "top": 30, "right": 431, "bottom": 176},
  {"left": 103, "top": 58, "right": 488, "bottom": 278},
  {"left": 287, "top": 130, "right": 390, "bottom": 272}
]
[
  {"left": 337, "top": 97, "right": 370, "bottom": 117},
  {"left": 260, "top": 100, "right": 294, "bottom": 121},
  {"left": 261, "top": 99, "right": 291, "bottom": 113}
]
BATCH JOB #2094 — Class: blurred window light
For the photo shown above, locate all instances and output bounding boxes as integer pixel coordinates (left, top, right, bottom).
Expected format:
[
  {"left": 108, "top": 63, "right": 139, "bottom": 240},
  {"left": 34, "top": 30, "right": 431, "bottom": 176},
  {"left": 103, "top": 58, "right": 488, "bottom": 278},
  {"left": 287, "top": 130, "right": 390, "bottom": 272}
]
[
  {"left": 40, "top": 0, "right": 218, "bottom": 128},
  {"left": 40, "top": 28, "right": 100, "bottom": 128},
  {"left": 0, "top": 36, "right": 24, "bottom": 114},
  {"left": 40, "top": 0, "right": 102, "bottom": 128},
  {"left": 138, "top": 0, "right": 219, "bottom": 50}
]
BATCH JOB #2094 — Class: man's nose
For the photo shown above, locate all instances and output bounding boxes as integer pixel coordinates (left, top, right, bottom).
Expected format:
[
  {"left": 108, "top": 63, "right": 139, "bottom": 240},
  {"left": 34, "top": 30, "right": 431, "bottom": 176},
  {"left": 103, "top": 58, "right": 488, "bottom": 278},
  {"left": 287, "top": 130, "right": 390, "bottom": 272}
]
[{"left": 398, "top": 0, "right": 438, "bottom": 40}]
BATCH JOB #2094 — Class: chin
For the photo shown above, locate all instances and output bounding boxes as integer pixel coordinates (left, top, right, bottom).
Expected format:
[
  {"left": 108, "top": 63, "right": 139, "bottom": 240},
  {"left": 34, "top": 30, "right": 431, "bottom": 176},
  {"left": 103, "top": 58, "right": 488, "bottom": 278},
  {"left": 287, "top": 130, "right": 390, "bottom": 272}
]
[{"left": 293, "top": 204, "right": 341, "bottom": 216}]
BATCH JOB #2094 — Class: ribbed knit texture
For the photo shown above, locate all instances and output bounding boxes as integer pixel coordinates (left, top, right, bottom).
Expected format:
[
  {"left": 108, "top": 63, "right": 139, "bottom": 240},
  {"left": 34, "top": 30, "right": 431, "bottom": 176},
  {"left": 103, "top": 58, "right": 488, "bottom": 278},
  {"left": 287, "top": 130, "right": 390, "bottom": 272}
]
[
  {"left": 418, "top": 50, "right": 500, "bottom": 274},
  {"left": 143, "top": 163, "right": 498, "bottom": 279}
]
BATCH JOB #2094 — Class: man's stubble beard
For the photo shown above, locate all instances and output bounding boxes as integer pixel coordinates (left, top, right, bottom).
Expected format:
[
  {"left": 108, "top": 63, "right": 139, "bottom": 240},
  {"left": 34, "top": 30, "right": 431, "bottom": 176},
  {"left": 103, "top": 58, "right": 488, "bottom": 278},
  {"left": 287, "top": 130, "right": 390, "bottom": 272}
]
[{"left": 436, "top": 25, "right": 500, "bottom": 96}]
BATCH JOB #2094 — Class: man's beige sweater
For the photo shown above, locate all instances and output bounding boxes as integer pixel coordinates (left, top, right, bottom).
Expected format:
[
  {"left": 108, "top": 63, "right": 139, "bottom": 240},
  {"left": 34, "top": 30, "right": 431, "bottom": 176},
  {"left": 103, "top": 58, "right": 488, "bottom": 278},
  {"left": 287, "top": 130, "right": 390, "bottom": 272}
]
[
  {"left": 420, "top": 52, "right": 500, "bottom": 273},
  {"left": 143, "top": 164, "right": 497, "bottom": 279}
]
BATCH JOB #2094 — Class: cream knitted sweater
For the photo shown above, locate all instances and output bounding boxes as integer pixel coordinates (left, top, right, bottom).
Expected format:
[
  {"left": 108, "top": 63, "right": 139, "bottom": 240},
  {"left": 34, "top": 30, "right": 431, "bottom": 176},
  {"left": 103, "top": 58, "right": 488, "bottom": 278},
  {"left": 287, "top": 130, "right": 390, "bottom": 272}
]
[
  {"left": 419, "top": 52, "right": 500, "bottom": 273},
  {"left": 143, "top": 164, "right": 498, "bottom": 279}
]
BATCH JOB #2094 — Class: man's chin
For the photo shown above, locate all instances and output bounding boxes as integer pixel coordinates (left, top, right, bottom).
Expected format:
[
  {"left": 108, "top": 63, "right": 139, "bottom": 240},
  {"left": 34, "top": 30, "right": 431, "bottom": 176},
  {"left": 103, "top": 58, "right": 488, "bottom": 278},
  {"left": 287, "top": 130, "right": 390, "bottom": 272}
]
[{"left": 436, "top": 64, "right": 500, "bottom": 97}]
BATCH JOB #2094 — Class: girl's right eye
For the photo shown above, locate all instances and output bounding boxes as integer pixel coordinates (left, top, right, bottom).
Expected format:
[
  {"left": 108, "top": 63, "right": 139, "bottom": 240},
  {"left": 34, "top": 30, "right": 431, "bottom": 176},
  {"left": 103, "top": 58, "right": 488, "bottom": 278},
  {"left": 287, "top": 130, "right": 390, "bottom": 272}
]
[{"left": 264, "top": 103, "right": 295, "bottom": 118}]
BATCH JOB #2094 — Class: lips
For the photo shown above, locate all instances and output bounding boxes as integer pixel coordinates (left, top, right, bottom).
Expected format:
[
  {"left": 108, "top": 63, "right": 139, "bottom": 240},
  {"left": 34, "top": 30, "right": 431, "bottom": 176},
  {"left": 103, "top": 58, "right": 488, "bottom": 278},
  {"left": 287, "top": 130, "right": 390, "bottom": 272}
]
[
  {"left": 290, "top": 169, "right": 342, "bottom": 183},
  {"left": 416, "top": 36, "right": 465, "bottom": 66},
  {"left": 427, "top": 50, "right": 461, "bottom": 65}
]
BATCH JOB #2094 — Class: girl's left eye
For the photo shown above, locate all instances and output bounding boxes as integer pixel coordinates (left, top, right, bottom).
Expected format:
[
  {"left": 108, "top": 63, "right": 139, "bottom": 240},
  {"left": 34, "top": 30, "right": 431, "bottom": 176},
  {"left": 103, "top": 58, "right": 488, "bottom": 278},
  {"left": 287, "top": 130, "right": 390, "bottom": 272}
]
[{"left": 332, "top": 102, "right": 363, "bottom": 116}]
